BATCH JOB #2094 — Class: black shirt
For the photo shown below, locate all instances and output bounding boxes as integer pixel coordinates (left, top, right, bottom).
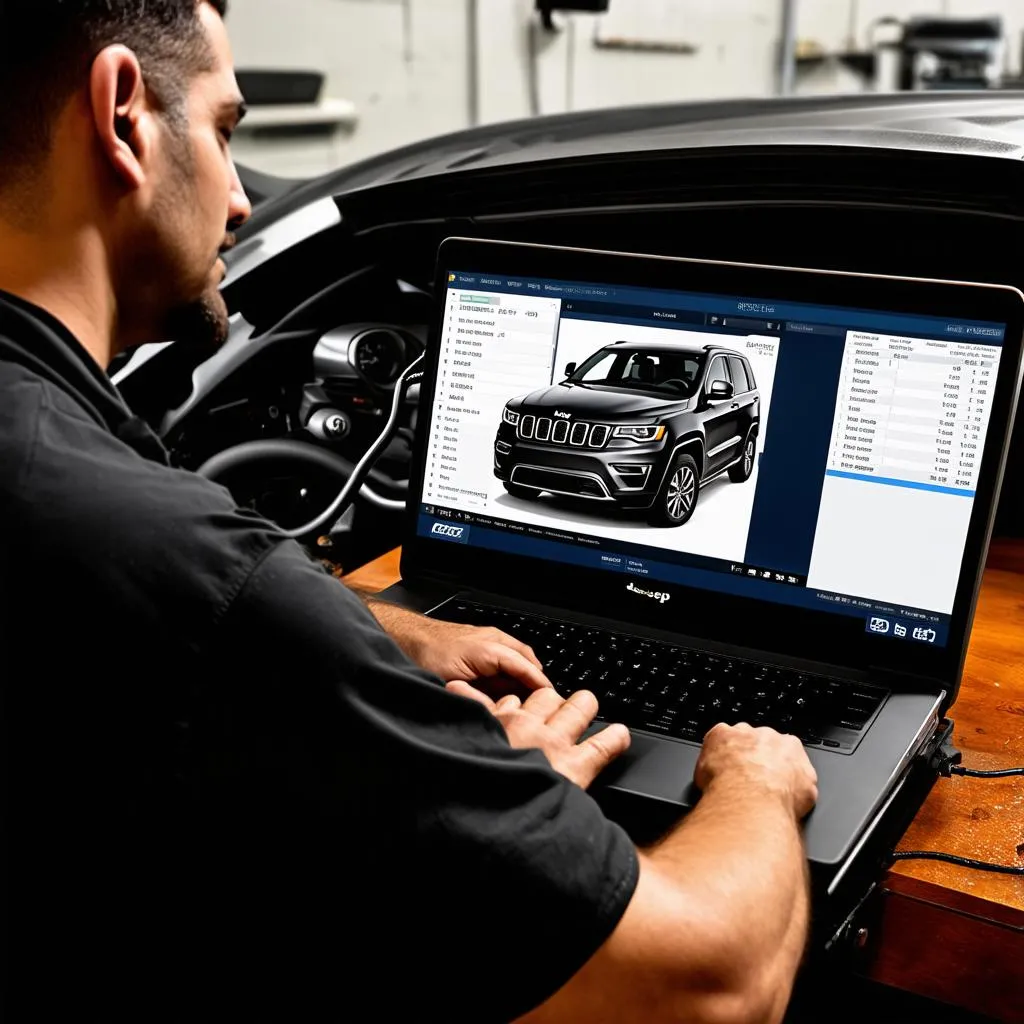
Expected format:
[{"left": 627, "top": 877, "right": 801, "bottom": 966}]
[{"left": 0, "top": 292, "right": 638, "bottom": 1022}]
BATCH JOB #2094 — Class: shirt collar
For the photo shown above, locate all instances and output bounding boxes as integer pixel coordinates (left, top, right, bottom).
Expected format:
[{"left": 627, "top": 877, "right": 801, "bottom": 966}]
[{"left": 0, "top": 289, "right": 172, "bottom": 465}]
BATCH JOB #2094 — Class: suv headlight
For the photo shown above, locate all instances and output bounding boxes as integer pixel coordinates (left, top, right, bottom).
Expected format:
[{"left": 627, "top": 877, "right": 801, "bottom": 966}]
[
  {"left": 502, "top": 406, "right": 520, "bottom": 426},
  {"left": 614, "top": 425, "right": 666, "bottom": 442}
]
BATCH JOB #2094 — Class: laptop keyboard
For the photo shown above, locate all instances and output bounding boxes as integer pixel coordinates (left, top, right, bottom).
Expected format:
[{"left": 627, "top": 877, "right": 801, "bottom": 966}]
[{"left": 436, "top": 600, "right": 888, "bottom": 753}]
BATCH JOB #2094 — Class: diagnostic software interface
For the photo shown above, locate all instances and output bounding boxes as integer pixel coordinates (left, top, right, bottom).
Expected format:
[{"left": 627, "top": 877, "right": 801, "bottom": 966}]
[{"left": 417, "top": 269, "right": 1005, "bottom": 649}]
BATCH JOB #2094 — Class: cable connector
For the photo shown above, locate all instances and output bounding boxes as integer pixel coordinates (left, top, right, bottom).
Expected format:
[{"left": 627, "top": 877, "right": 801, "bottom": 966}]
[
  {"left": 925, "top": 724, "right": 1024, "bottom": 777},
  {"left": 950, "top": 763, "right": 1024, "bottom": 778},
  {"left": 929, "top": 731, "right": 963, "bottom": 778}
]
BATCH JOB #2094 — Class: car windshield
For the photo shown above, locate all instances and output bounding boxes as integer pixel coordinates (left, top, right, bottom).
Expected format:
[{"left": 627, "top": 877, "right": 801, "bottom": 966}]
[{"left": 568, "top": 348, "right": 705, "bottom": 396}]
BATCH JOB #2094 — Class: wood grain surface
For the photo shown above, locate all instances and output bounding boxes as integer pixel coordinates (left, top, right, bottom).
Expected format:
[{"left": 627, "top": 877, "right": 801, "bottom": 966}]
[
  {"left": 862, "top": 538, "right": 1024, "bottom": 1021},
  {"left": 883, "top": 537, "right": 1024, "bottom": 917},
  {"left": 343, "top": 547, "right": 402, "bottom": 595}
]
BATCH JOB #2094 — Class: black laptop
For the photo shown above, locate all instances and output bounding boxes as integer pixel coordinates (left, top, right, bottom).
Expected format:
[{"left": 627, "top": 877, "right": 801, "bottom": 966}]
[{"left": 383, "top": 237, "right": 1023, "bottom": 880}]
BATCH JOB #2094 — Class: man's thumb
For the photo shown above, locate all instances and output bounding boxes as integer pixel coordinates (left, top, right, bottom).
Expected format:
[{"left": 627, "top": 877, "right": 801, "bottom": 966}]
[{"left": 572, "top": 724, "right": 631, "bottom": 788}]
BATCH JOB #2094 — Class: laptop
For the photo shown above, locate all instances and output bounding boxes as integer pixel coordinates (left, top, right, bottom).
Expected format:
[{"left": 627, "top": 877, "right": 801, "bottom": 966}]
[{"left": 383, "top": 237, "right": 1024, "bottom": 881}]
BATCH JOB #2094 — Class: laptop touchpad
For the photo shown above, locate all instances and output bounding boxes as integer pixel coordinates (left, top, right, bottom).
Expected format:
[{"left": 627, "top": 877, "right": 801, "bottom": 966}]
[{"left": 587, "top": 724, "right": 702, "bottom": 808}]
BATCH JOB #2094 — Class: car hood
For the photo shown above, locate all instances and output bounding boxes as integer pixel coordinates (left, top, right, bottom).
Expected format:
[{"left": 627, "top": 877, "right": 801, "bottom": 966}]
[
  {"left": 512, "top": 381, "right": 688, "bottom": 418},
  {"left": 236, "top": 92, "right": 1024, "bottom": 239}
]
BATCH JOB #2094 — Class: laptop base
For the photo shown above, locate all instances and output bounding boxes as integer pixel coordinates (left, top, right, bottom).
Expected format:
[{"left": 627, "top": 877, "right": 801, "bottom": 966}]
[
  {"left": 377, "top": 578, "right": 944, "bottom": 909},
  {"left": 592, "top": 718, "right": 948, "bottom": 954}
]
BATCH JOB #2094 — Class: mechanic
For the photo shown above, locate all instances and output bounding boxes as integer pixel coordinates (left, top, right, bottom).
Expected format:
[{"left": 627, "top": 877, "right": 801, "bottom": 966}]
[{"left": 0, "top": 3, "right": 817, "bottom": 1022}]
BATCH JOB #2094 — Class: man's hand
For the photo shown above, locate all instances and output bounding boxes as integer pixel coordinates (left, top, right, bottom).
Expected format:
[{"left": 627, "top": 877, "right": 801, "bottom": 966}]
[
  {"left": 364, "top": 598, "right": 551, "bottom": 695},
  {"left": 694, "top": 722, "right": 818, "bottom": 820},
  {"left": 446, "top": 681, "right": 630, "bottom": 789}
]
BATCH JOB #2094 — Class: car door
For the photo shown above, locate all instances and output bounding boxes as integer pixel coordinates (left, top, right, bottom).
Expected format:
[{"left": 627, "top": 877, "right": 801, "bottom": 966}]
[
  {"left": 700, "top": 355, "right": 742, "bottom": 475},
  {"left": 728, "top": 355, "right": 758, "bottom": 445}
]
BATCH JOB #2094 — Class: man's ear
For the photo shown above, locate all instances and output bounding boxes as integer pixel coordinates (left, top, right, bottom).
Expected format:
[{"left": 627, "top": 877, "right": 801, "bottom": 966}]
[{"left": 89, "top": 45, "right": 157, "bottom": 192}]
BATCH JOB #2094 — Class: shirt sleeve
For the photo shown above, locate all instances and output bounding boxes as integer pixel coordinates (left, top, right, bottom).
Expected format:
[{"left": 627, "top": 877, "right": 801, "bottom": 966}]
[{"left": 192, "top": 540, "right": 640, "bottom": 1023}]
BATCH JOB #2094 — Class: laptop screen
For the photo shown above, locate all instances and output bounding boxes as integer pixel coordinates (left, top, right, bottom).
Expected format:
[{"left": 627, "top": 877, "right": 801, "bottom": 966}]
[{"left": 414, "top": 260, "right": 1009, "bottom": 651}]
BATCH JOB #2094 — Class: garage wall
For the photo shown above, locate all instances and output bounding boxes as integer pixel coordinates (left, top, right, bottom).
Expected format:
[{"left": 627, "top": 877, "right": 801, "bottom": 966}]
[
  {"left": 226, "top": 0, "right": 471, "bottom": 175},
  {"left": 224, "top": 0, "right": 1024, "bottom": 175}
]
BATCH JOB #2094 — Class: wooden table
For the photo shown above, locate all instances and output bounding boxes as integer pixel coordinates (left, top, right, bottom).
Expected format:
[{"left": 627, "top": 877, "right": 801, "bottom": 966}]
[
  {"left": 345, "top": 541, "right": 1024, "bottom": 1021},
  {"left": 859, "top": 537, "right": 1024, "bottom": 1022}
]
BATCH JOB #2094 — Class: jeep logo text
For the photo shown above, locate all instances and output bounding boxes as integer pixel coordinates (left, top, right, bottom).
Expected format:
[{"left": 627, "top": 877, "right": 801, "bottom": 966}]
[
  {"left": 553, "top": 410, "right": 571, "bottom": 420},
  {"left": 626, "top": 581, "right": 671, "bottom": 604}
]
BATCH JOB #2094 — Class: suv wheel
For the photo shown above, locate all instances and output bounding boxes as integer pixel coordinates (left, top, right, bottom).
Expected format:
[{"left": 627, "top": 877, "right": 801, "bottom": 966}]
[
  {"left": 728, "top": 431, "right": 757, "bottom": 483},
  {"left": 503, "top": 482, "right": 537, "bottom": 500},
  {"left": 648, "top": 453, "right": 700, "bottom": 527}
]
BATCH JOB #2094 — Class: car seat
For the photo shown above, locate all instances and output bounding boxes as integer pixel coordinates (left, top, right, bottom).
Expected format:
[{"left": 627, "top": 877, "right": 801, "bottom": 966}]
[{"left": 631, "top": 356, "right": 657, "bottom": 383}]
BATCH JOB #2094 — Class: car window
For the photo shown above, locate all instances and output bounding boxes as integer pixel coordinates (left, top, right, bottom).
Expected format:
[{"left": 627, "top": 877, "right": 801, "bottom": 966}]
[
  {"left": 728, "top": 356, "right": 750, "bottom": 393},
  {"left": 623, "top": 352, "right": 661, "bottom": 384},
  {"left": 705, "top": 356, "right": 731, "bottom": 392},
  {"left": 570, "top": 348, "right": 704, "bottom": 395},
  {"left": 573, "top": 351, "right": 619, "bottom": 382},
  {"left": 743, "top": 359, "right": 757, "bottom": 390}
]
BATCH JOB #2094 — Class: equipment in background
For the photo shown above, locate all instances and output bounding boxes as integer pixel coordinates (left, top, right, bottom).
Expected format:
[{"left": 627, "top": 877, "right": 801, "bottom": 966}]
[
  {"left": 236, "top": 70, "right": 325, "bottom": 107},
  {"left": 536, "top": 0, "right": 610, "bottom": 32},
  {"left": 871, "top": 16, "right": 1005, "bottom": 93}
]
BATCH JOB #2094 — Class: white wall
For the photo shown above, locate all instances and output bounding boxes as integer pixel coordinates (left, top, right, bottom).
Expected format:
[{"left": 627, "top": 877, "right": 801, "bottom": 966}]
[
  {"left": 475, "top": 0, "right": 784, "bottom": 120},
  {"left": 227, "top": 0, "right": 471, "bottom": 175},
  {"left": 224, "top": 0, "right": 1024, "bottom": 176}
]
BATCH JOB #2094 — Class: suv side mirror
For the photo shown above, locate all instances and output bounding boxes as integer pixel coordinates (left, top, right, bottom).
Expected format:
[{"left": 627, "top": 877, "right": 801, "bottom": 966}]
[
  {"left": 708, "top": 380, "right": 734, "bottom": 400},
  {"left": 564, "top": 362, "right": 577, "bottom": 377}
]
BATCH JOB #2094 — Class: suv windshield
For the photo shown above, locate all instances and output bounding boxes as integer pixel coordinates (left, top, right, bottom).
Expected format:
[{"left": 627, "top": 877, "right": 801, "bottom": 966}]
[{"left": 568, "top": 348, "right": 705, "bottom": 397}]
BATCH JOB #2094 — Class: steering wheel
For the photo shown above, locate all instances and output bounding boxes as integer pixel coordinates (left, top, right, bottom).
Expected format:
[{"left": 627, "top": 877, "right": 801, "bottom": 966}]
[{"left": 196, "top": 439, "right": 408, "bottom": 540}]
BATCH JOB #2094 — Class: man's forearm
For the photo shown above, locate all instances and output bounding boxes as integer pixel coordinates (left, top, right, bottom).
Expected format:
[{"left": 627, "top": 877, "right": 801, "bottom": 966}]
[
  {"left": 765, "top": 876, "right": 810, "bottom": 1023},
  {"left": 359, "top": 594, "right": 408, "bottom": 631},
  {"left": 354, "top": 592, "right": 428, "bottom": 661},
  {"left": 646, "top": 778, "right": 809, "bottom": 1010}
]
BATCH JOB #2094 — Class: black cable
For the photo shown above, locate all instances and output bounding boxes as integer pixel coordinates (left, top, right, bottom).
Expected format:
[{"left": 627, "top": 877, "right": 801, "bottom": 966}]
[
  {"left": 950, "top": 764, "right": 1024, "bottom": 778},
  {"left": 274, "top": 357, "right": 424, "bottom": 538},
  {"left": 929, "top": 735, "right": 1024, "bottom": 778},
  {"left": 891, "top": 851, "right": 1024, "bottom": 876},
  {"left": 904, "top": 732, "right": 1024, "bottom": 875}
]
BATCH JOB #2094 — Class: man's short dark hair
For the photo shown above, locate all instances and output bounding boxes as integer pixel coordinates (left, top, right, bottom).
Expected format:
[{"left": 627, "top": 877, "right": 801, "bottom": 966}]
[{"left": 0, "top": 0, "right": 229, "bottom": 189}]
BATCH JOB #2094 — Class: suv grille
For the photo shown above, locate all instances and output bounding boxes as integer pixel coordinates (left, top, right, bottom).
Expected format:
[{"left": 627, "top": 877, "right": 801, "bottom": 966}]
[{"left": 519, "top": 416, "right": 611, "bottom": 449}]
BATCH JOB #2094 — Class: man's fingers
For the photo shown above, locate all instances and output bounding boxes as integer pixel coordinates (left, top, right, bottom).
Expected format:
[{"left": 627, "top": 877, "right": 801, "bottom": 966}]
[
  {"left": 479, "top": 646, "right": 553, "bottom": 691},
  {"left": 518, "top": 686, "right": 566, "bottom": 720},
  {"left": 495, "top": 694, "right": 522, "bottom": 713},
  {"left": 545, "top": 689, "right": 599, "bottom": 742},
  {"left": 490, "top": 630, "right": 545, "bottom": 671},
  {"left": 571, "top": 724, "right": 632, "bottom": 789},
  {"left": 446, "top": 680, "right": 498, "bottom": 712}
]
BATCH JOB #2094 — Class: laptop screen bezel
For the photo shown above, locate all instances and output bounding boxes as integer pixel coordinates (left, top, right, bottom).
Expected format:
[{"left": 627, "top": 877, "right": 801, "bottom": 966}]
[{"left": 402, "top": 237, "right": 1024, "bottom": 694}]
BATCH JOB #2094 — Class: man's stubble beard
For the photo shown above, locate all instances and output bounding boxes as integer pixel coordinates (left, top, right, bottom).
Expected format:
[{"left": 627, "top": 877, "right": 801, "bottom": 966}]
[
  {"left": 148, "top": 125, "right": 231, "bottom": 355},
  {"left": 161, "top": 283, "right": 230, "bottom": 355}
]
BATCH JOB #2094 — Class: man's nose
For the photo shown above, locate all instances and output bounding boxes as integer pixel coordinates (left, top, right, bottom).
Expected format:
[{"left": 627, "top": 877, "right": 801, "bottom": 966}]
[{"left": 227, "top": 157, "right": 252, "bottom": 232}]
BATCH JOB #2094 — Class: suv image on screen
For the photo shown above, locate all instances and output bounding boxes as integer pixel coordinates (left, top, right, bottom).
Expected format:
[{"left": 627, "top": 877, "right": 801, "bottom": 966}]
[{"left": 494, "top": 340, "right": 760, "bottom": 526}]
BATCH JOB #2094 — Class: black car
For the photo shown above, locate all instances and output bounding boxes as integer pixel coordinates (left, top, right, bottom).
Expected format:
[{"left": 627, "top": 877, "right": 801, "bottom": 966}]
[{"left": 494, "top": 341, "right": 759, "bottom": 526}]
